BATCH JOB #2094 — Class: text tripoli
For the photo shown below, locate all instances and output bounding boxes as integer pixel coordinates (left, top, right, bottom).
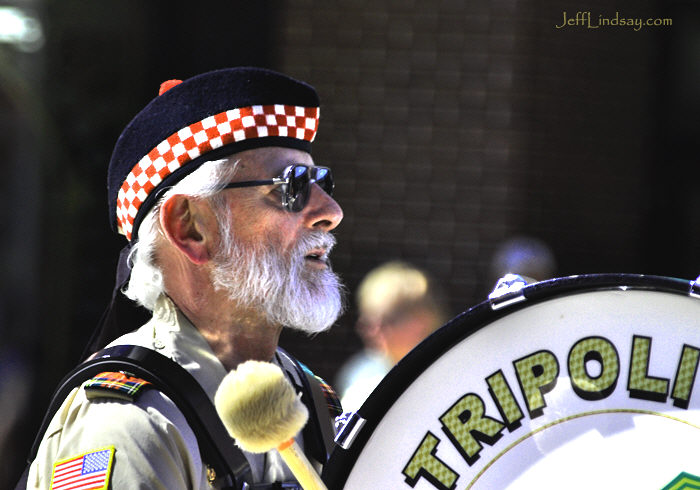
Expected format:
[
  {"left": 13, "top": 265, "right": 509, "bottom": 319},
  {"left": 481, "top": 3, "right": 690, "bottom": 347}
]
[{"left": 401, "top": 334, "right": 700, "bottom": 490}]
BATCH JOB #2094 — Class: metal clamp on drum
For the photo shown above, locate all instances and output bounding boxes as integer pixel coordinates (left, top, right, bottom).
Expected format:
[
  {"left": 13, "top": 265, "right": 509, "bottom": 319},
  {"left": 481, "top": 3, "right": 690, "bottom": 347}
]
[
  {"left": 688, "top": 274, "right": 700, "bottom": 299},
  {"left": 333, "top": 412, "right": 367, "bottom": 451},
  {"left": 487, "top": 273, "right": 528, "bottom": 310}
]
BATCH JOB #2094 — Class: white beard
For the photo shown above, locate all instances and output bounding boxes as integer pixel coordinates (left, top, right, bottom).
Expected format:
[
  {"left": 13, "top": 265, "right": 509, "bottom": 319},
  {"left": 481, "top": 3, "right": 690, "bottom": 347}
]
[{"left": 211, "top": 230, "right": 345, "bottom": 334}]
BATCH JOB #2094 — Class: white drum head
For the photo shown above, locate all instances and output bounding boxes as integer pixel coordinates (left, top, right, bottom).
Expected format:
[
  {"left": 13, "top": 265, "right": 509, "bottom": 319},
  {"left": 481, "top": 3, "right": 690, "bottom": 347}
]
[{"left": 324, "top": 274, "right": 700, "bottom": 490}]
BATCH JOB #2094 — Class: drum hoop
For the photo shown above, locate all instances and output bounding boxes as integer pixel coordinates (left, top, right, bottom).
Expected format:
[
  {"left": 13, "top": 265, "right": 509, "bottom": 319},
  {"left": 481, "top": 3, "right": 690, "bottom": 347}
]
[{"left": 323, "top": 273, "right": 694, "bottom": 488}]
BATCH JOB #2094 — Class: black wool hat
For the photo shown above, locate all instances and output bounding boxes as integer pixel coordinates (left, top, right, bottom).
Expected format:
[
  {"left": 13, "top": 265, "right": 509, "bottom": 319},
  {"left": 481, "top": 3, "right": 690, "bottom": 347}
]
[{"left": 107, "top": 66, "right": 320, "bottom": 241}]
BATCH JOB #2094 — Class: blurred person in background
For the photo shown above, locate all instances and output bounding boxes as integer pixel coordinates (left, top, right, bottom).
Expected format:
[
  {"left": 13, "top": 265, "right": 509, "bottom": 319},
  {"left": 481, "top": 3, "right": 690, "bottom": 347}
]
[
  {"left": 335, "top": 261, "right": 448, "bottom": 412},
  {"left": 489, "top": 235, "right": 557, "bottom": 286}
]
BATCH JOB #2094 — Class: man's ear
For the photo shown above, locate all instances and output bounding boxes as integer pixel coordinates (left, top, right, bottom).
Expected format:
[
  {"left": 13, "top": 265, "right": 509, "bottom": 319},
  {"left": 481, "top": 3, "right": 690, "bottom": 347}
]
[{"left": 159, "top": 194, "right": 214, "bottom": 265}]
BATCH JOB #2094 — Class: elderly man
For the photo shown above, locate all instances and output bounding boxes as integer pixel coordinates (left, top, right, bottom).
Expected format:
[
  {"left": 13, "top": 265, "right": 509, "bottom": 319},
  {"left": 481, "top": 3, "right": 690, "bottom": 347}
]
[{"left": 23, "top": 67, "right": 345, "bottom": 489}]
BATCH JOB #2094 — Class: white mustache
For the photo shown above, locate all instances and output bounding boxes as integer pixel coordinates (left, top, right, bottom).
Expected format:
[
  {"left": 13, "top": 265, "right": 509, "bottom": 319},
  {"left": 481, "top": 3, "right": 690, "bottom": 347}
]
[{"left": 296, "top": 232, "right": 337, "bottom": 260}]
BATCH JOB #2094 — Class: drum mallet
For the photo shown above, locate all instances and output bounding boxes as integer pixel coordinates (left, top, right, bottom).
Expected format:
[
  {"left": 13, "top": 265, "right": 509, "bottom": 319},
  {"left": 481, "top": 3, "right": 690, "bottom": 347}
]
[{"left": 214, "top": 360, "right": 328, "bottom": 490}]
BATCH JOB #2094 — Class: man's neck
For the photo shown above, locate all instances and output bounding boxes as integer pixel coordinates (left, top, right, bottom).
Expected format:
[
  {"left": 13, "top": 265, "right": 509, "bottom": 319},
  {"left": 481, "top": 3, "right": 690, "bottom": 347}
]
[
  {"left": 160, "top": 248, "right": 283, "bottom": 371},
  {"left": 178, "top": 298, "right": 283, "bottom": 372}
]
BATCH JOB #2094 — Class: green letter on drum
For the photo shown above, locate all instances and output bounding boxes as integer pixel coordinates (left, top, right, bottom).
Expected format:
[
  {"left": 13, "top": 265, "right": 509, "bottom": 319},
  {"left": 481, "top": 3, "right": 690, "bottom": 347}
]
[
  {"left": 514, "top": 350, "right": 559, "bottom": 418},
  {"left": 402, "top": 432, "right": 459, "bottom": 490},
  {"left": 568, "top": 336, "right": 619, "bottom": 400},
  {"left": 439, "top": 394, "right": 505, "bottom": 466},
  {"left": 628, "top": 335, "right": 669, "bottom": 402},
  {"left": 671, "top": 345, "right": 700, "bottom": 409}
]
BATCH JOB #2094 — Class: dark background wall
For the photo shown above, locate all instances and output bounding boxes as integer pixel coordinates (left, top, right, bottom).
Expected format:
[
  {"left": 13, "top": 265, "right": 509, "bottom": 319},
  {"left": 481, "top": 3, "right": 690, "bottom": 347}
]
[{"left": 1, "top": 1, "right": 697, "bottom": 487}]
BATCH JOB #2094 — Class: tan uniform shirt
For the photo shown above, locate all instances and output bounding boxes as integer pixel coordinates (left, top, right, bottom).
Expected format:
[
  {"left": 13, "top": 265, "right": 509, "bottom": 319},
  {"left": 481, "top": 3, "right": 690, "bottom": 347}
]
[{"left": 27, "top": 295, "right": 297, "bottom": 489}]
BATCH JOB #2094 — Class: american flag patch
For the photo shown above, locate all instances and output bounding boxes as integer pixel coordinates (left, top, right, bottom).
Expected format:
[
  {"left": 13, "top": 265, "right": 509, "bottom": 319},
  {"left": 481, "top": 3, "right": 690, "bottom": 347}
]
[{"left": 50, "top": 446, "right": 114, "bottom": 490}]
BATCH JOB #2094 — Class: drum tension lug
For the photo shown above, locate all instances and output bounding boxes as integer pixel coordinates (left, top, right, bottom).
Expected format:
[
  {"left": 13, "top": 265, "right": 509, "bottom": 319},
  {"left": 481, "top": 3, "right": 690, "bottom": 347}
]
[
  {"left": 334, "top": 411, "right": 366, "bottom": 450},
  {"left": 689, "top": 275, "right": 700, "bottom": 299},
  {"left": 488, "top": 273, "right": 528, "bottom": 310}
]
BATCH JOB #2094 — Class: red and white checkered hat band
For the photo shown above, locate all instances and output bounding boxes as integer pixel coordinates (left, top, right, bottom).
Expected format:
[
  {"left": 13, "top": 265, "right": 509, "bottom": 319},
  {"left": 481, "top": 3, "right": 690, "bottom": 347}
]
[{"left": 116, "top": 104, "right": 319, "bottom": 240}]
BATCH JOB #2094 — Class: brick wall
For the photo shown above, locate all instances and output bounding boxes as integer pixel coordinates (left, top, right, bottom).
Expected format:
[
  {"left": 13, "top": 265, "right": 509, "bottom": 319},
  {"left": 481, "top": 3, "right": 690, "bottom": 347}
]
[{"left": 275, "top": 1, "right": 663, "bottom": 381}]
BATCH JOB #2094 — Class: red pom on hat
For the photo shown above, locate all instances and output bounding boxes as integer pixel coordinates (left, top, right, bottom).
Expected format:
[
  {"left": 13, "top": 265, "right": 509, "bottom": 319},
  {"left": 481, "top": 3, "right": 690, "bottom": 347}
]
[{"left": 159, "top": 79, "right": 182, "bottom": 95}]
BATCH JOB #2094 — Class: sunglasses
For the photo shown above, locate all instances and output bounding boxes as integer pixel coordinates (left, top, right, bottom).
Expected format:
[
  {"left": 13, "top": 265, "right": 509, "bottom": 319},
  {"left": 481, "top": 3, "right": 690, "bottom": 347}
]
[{"left": 223, "top": 164, "right": 334, "bottom": 212}]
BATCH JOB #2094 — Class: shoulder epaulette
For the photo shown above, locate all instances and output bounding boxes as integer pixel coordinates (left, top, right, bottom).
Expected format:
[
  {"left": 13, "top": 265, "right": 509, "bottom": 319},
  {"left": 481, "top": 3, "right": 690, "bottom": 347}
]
[{"left": 84, "top": 371, "right": 153, "bottom": 402}]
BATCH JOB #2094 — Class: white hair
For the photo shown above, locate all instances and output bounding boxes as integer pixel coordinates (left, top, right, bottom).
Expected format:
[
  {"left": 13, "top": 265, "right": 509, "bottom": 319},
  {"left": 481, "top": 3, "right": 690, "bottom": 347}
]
[{"left": 123, "top": 158, "right": 238, "bottom": 310}]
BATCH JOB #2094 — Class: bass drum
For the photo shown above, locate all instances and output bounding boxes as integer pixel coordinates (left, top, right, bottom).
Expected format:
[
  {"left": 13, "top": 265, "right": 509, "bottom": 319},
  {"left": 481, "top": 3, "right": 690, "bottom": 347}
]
[{"left": 323, "top": 274, "right": 700, "bottom": 490}]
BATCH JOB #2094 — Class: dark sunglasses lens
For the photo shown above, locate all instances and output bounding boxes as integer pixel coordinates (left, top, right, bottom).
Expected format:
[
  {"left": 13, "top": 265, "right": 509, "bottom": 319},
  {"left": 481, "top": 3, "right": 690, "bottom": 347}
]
[
  {"left": 314, "top": 167, "right": 334, "bottom": 196},
  {"left": 287, "top": 165, "right": 310, "bottom": 212}
]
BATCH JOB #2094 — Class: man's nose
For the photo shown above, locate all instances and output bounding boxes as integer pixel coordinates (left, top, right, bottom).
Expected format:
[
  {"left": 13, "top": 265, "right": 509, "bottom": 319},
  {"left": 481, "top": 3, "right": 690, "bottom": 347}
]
[{"left": 303, "top": 184, "right": 343, "bottom": 231}]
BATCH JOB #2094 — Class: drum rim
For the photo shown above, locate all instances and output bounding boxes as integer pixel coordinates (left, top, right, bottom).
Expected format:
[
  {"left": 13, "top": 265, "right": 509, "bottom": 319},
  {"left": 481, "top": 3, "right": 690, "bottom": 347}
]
[{"left": 323, "top": 272, "right": 695, "bottom": 487}]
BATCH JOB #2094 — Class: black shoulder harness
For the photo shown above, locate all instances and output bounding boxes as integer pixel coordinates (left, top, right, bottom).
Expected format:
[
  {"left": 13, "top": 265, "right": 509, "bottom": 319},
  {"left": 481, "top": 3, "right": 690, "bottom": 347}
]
[
  {"left": 19, "top": 345, "right": 337, "bottom": 490},
  {"left": 275, "top": 349, "right": 338, "bottom": 465}
]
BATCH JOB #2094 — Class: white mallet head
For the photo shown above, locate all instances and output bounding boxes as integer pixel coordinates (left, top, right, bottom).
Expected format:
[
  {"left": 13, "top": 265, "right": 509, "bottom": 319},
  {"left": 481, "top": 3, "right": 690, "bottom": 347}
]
[{"left": 214, "top": 360, "right": 309, "bottom": 453}]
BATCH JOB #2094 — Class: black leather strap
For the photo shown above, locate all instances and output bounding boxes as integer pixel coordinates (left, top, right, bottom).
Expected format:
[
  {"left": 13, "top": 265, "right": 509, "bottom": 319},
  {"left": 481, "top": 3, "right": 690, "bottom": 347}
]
[{"left": 275, "top": 348, "right": 336, "bottom": 464}]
